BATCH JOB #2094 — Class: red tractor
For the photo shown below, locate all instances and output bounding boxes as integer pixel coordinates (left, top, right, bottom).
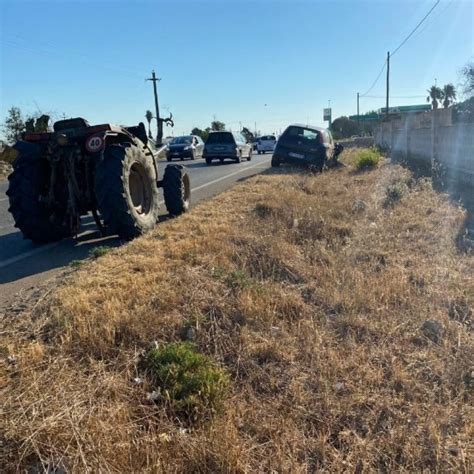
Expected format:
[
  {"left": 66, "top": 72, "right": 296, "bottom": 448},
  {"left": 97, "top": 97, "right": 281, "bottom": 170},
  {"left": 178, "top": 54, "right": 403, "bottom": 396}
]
[{"left": 7, "top": 117, "right": 190, "bottom": 242}]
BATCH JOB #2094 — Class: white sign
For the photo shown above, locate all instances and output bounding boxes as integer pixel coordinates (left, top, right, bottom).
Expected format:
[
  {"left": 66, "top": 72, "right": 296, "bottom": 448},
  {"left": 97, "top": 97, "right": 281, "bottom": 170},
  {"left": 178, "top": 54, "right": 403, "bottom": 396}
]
[
  {"left": 323, "top": 108, "right": 332, "bottom": 121},
  {"left": 86, "top": 135, "right": 105, "bottom": 153}
]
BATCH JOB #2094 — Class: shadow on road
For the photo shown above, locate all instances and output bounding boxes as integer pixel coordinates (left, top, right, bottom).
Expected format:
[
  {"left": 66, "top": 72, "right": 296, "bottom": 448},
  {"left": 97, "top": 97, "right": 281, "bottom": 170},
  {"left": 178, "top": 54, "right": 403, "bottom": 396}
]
[
  {"left": 0, "top": 231, "right": 121, "bottom": 285},
  {"left": 0, "top": 211, "right": 179, "bottom": 285}
]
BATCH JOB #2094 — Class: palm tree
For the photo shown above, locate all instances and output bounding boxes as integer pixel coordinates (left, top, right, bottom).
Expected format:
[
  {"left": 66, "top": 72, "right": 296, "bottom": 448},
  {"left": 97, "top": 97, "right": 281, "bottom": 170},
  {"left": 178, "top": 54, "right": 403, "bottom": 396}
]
[
  {"left": 145, "top": 110, "right": 154, "bottom": 138},
  {"left": 426, "top": 85, "right": 443, "bottom": 110},
  {"left": 441, "top": 83, "right": 456, "bottom": 109}
]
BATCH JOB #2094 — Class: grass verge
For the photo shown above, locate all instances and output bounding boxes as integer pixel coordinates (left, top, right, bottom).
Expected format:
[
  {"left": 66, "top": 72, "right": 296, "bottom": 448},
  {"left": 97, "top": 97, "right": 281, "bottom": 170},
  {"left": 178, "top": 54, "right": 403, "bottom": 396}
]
[{"left": 0, "top": 148, "right": 472, "bottom": 472}]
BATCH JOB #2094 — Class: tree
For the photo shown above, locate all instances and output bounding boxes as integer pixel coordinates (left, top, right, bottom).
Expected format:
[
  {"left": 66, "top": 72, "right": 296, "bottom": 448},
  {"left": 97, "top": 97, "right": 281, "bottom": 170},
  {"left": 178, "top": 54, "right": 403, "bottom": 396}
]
[
  {"left": 426, "top": 85, "right": 443, "bottom": 110},
  {"left": 330, "top": 116, "right": 359, "bottom": 139},
  {"left": 191, "top": 127, "right": 209, "bottom": 142},
  {"left": 2, "top": 107, "right": 25, "bottom": 144},
  {"left": 2, "top": 107, "right": 52, "bottom": 144},
  {"left": 441, "top": 84, "right": 456, "bottom": 108},
  {"left": 210, "top": 120, "right": 225, "bottom": 131},
  {"left": 145, "top": 110, "right": 154, "bottom": 138},
  {"left": 241, "top": 126, "right": 254, "bottom": 143},
  {"left": 461, "top": 62, "right": 474, "bottom": 98}
]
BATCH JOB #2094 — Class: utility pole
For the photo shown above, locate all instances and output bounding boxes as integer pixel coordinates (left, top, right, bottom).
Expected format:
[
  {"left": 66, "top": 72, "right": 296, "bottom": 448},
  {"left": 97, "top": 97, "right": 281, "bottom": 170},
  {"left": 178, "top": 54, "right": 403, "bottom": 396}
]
[
  {"left": 385, "top": 51, "right": 390, "bottom": 120},
  {"left": 146, "top": 70, "right": 162, "bottom": 143},
  {"left": 357, "top": 92, "right": 360, "bottom": 133}
]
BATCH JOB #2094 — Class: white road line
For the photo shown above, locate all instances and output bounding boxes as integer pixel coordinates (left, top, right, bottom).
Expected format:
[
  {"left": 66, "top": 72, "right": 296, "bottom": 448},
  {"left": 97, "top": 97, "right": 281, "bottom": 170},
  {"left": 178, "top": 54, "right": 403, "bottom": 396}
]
[
  {"left": 192, "top": 158, "right": 271, "bottom": 193},
  {"left": 0, "top": 158, "right": 271, "bottom": 269}
]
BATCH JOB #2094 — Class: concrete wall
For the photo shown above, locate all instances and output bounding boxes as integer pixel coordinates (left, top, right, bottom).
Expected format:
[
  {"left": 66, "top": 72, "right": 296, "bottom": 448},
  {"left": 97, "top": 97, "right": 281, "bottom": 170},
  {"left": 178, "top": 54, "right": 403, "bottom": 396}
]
[{"left": 374, "top": 110, "right": 474, "bottom": 188}]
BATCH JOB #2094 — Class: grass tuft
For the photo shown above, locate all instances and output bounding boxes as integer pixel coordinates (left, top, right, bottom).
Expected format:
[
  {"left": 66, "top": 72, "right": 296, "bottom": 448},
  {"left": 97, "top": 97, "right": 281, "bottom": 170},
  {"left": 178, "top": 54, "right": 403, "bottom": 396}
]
[
  {"left": 384, "top": 180, "right": 409, "bottom": 207},
  {"left": 89, "top": 246, "right": 111, "bottom": 259},
  {"left": 143, "top": 342, "right": 230, "bottom": 421}
]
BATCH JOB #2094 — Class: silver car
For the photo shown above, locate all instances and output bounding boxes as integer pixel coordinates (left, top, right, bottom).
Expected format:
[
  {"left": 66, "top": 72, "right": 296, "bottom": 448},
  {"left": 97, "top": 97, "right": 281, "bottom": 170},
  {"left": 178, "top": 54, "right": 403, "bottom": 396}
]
[{"left": 203, "top": 131, "right": 253, "bottom": 165}]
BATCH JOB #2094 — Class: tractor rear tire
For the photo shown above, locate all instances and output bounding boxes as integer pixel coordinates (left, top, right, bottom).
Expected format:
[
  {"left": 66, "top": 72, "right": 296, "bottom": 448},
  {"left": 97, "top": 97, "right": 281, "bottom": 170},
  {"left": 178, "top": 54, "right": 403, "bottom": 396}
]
[
  {"left": 94, "top": 143, "right": 160, "bottom": 240},
  {"left": 163, "top": 164, "right": 190, "bottom": 216},
  {"left": 7, "top": 142, "right": 71, "bottom": 243}
]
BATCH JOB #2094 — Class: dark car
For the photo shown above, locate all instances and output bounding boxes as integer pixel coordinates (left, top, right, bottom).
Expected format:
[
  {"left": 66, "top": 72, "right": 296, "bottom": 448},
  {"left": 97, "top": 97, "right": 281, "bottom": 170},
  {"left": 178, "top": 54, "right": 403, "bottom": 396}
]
[
  {"left": 167, "top": 135, "right": 204, "bottom": 161},
  {"left": 203, "top": 131, "right": 253, "bottom": 165},
  {"left": 271, "top": 124, "right": 342, "bottom": 171}
]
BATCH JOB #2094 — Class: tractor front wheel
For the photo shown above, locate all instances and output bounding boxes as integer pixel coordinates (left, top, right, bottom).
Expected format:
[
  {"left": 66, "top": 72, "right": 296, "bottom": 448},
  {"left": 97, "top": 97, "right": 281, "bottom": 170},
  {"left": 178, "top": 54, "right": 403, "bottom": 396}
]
[
  {"left": 163, "top": 164, "right": 190, "bottom": 216},
  {"left": 94, "top": 143, "right": 160, "bottom": 240}
]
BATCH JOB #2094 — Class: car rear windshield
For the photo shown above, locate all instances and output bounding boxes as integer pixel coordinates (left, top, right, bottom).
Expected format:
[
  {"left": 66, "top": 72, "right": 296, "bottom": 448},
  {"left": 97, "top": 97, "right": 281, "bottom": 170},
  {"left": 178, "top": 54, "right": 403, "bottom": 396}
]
[
  {"left": 206, "top": 132, "right": 235, "bottom": 144},
  {"left": 260, "top": 135, "right": 276, "bottom": 141},
  {"left": 171, "top": 136, "right": 192, "bottom": 144},
  {"left": 280, "top": 126, "right": 321, "bottom": 144}
]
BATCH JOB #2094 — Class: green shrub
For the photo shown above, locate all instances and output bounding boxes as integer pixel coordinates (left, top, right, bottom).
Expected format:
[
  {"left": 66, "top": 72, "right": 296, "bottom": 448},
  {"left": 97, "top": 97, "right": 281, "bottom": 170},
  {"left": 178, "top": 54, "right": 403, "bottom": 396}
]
[
  {"left": 143, "top": 343, "right": 230, "bottom": 420},
  {"left": 355, "top": 149, "right": 381, "bottom": 170},
  {"left": 89, "top": 246, "right": 110, "bottom": 259},
  {"left": 70, "top": 260, "right": 83, "bottom": 268}
]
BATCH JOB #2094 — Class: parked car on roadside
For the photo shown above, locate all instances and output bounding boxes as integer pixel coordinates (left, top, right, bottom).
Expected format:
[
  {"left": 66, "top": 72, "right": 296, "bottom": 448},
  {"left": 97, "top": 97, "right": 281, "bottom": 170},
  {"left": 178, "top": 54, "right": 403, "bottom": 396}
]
[
  {"left": 271, "top": 124, "right": 342, "bottom": 171},
  {"left": 256, "top": 135, "right": 276, "bottom": 154},
  {"left": 167, "top": 135, "right": 204, "bottom": 161},
  {"left": 203, "top": 131, "right": 252, "bottom": 165}
]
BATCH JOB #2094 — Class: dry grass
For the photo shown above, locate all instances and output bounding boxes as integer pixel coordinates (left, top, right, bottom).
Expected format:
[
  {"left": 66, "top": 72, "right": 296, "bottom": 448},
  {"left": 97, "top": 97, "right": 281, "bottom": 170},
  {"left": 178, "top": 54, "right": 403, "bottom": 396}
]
[{"left": 1, "top": 149, "right": 473, "bottom": 472}]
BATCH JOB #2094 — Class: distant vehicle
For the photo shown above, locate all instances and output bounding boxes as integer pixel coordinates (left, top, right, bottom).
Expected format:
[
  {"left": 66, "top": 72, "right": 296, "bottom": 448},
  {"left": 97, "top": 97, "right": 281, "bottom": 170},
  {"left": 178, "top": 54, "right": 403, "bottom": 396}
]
[
  {"left": 203, "top": 131, "right": 252, "bottom": 165},
  {"left": 271, "top": 124, "right": 343, "bottom": 171},
  {"left": 167, "top": 135, "right": 204, "bottom": 161},
  {"left": 256, "top": 135, "right": 276, "bottom": 154}
]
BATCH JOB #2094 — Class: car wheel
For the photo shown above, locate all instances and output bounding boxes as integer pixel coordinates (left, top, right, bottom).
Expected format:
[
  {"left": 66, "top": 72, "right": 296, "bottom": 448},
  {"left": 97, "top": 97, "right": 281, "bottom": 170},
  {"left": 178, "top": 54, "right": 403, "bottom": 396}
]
[
  {"left": 247, "top": 150, "right": 252, "bottom": 161},
  {"left": 220, "top": 158, "right": 224, "bottom": 164},
  {"left": 235, "top": 152, "right": 241, "bottom": 163},
  {"left": 205, "top": 157, "right": 212, "bottom": 165},
  {"left": 271, "top": 156, "right": 280, "bottom": 168},
  {"left": 167, "top": 156, "right": 172, "bottom": 162}
]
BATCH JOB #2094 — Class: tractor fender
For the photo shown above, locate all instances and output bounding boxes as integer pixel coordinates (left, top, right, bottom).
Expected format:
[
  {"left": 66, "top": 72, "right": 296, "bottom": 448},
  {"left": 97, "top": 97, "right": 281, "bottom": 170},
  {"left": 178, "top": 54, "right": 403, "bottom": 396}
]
[{"left": 86, "top": 130, "right": 137, "bottom": 155}]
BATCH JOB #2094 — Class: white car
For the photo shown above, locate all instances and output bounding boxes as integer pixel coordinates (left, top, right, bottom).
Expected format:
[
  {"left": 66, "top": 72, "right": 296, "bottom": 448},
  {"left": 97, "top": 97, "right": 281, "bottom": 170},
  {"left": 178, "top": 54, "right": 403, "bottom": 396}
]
[{"left": 256, "top": 135, "right": 276, "bottom": 154}]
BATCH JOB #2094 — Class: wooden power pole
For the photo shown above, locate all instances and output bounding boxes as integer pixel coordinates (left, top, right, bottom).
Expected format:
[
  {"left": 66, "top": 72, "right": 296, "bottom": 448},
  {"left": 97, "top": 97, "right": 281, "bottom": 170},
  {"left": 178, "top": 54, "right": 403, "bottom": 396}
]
[
  {"left": 385, "top": 51, "right": 390, "bottom": 119},
  {"left": 357, "top": 92, "right": 360, "bottom": 132},
  {"left": 146, "top": 70, "right": 162, "bottom": 144}
]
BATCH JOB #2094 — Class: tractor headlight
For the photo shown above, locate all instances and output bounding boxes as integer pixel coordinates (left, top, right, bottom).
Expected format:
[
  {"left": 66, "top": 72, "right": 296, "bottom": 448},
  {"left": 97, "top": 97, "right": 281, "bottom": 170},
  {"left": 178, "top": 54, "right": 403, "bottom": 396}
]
[{"left": 56, "top": 134, "right": 68, "bottom": 146}]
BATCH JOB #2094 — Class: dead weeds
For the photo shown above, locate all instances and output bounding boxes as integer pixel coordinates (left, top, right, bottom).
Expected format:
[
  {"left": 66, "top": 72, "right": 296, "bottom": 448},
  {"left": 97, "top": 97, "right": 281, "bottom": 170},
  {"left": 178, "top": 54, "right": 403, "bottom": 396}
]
[{"left": 0, "top": 149, "right": 472, "bottom": 472}]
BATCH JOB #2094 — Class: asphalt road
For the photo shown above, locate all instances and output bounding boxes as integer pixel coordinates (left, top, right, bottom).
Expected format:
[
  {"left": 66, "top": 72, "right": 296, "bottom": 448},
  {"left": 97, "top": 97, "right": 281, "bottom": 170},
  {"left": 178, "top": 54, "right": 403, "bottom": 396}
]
[{"left": 0, "top": 152, "right": 272, "bottom": 308}]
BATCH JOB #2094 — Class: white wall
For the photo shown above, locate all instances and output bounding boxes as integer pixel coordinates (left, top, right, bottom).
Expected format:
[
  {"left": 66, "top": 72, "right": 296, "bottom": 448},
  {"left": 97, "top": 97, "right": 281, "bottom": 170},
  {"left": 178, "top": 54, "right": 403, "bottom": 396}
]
[{"left": 375, "top": 110, "right": 474, "bottom": 187}]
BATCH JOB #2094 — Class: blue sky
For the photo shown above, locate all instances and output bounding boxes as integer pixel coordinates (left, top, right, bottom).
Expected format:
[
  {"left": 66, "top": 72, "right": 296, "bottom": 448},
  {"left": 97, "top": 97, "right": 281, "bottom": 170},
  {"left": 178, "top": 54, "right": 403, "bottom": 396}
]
[{"left": 0, "top": 0, "right": 472, "bottom": 137}]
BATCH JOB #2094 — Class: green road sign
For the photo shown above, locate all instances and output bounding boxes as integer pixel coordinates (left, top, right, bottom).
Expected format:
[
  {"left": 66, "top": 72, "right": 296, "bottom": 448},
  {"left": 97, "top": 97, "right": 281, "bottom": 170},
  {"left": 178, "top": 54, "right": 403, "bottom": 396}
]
[{"left": 378, "top": 104, "right": 431, "bottom": 114}]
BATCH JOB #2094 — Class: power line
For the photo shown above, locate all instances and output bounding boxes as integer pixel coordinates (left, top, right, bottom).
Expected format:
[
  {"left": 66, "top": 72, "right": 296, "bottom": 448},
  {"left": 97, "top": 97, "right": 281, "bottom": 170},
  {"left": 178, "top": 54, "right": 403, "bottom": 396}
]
[
  {"left": 358, "top": 0, "right": 442, "bottom": 114},
  {"left": 390, "top": 0, "right": 441, "bottom": 57},
  {"left": 360, "top": 60, "right": 387, "bottom": 97}
]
